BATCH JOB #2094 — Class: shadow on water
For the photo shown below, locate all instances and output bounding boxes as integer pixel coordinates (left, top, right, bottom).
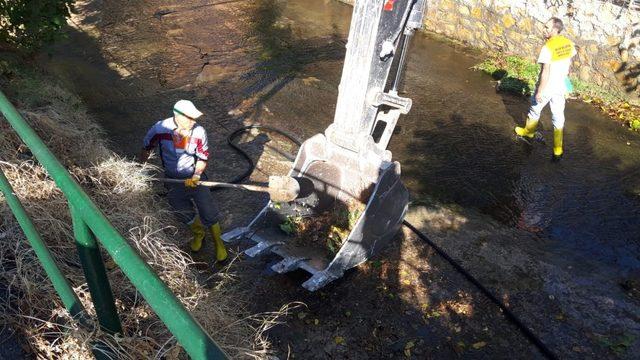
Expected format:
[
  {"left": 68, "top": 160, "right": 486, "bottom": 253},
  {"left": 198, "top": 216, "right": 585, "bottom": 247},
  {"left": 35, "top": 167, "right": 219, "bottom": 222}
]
[
  {"left": 225, "top": 0, "right": 640, "bottom": 357},
  {"left": 239, "top": 0, "right": 346, "bottom": 114},
  {"left": 398, "top": 94, "right": 640, "bottom": 356},
  {"left": 404, "top": 112, "right": 525, "bottom": 225},
  {"left": 501, "top": 92, "right": 536, "bottom": 127},
  {"left": 403, "top": 99, "right": 640, "bottom": 271}
]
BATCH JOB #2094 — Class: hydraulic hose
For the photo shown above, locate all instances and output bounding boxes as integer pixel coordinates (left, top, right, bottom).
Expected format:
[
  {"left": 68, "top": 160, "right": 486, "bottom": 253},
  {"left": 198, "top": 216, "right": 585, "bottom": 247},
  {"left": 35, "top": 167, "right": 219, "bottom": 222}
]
[
  {"left": 402, "top": 220, "right": 557, "bottom": 360},
  {"left": 224, "top": 125, "right": 557, "bottom": 360},
  {"left": 224, "top": 125, "right": 302, "bottom": 185}
]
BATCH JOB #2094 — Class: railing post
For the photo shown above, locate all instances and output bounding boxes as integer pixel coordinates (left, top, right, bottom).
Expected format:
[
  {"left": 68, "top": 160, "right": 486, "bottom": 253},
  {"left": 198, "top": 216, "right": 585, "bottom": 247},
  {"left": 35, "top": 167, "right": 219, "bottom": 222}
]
[
  {"left": 70, "top": 204, "right": 122, "bottom": 334},
  {"left": 0, "top": 169, "right": 87, "bottom": 319},
  {"left": 1, "top": 90, "right": 227, "bottom": 358}
]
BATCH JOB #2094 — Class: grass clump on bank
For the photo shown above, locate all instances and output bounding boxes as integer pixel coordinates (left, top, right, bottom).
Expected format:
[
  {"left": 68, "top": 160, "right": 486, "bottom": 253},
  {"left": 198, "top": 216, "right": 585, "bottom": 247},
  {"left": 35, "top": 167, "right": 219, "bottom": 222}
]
[
  {"left": 473, "top": 55, "right": 540, "bottom": 96},
  {"left": 473, "top": 54, "right": 640, "bottom": 131},
  {"left": 0, "top": 56, "right": 284, "bottom": 359}
]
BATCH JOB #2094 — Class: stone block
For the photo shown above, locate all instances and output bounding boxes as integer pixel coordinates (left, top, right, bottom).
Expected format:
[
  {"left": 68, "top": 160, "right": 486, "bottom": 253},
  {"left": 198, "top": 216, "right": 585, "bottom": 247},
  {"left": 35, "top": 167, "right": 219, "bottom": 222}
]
[
  {"left": 458, "top": 28, "right": 474, "bottom": 42},
  {"left": 596, "top": 7, "right": 617, "bottom": 25},
  {"left": 601, "top": 59, "right": 622, "bottom": 72},
  {"left": 620, "top": 49, "right": 629, "bottom": 63},
  {"left": 491, "top": 23, "right": 504, "bottom": 37},
  {"left": 481, "top": 31, "right": 490, "bottom": 43},
  {"left": 440, "top": 0, "right": 454, "bottom": 10},
  {"left": 607, "top": 36, "right": 620, "bottom": 47},
  {"left": 579, "top": 65, "right": 591, "bottom": 82},
  {"left": 471, "top": 7, "right": 483, "bottom": 19},
  {"left": 502, "top": 14, "right": 516, "bottom": 28},
  {"left": 445, "top": 24, "right": 456, "bottom": 35},
  {"left": 445, "top": 12, "right": 459, "bottom": 23},
  {"left": 507, "top": 30, "right": 524, "bottom": 43},
  {"left": 519, "top": 18, "right": 533, "bottom": 33}
]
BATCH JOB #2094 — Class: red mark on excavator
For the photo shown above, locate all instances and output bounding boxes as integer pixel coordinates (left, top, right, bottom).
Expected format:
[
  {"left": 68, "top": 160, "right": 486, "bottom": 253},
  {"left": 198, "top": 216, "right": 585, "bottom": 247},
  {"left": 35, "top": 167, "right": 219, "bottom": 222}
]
[{"left": 384, "top": 0, "right": 395, "bottom": 11}]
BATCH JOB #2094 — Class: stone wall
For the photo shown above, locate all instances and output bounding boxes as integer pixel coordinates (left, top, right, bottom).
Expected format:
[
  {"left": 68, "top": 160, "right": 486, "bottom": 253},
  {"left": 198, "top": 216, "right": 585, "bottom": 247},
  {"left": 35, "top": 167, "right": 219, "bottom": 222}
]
[{"left": 337, "top": 0, "right": 640, "bottom": 104}]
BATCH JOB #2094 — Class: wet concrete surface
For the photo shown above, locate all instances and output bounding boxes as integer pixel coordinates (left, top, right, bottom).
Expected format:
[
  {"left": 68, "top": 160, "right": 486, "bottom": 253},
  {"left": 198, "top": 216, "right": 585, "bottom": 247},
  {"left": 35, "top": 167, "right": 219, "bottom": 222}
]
[{"left": 34, "top": 0, "right": 640, "bottom": 358}]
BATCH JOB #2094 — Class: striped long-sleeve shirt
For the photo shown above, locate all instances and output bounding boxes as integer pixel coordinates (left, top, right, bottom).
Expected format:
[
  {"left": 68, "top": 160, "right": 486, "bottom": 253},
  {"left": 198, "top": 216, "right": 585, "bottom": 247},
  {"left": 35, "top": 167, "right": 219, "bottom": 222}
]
[{"left": 143, "top": 118, "right": 210, "bottom": 179}]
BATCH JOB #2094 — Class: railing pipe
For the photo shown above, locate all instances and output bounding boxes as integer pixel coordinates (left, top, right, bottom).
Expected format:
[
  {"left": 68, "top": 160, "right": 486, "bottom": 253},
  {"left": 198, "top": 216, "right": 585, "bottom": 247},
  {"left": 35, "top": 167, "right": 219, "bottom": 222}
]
[
  {"left": 0, "top": 168, "right": 87, "bottom": 320},
  {"left": 0, "top": 91, "right": 227, "bottom": 359}
]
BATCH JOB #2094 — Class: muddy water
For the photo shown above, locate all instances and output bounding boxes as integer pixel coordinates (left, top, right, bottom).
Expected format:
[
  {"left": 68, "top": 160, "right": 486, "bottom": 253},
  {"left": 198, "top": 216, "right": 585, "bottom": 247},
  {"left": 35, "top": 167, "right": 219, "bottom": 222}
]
[
  {"left": 39, "top": 0, "right": 640, "bottom": 356},
  {"left": 242, "top": 1, "right": 640, "bottom": 354},
  {"left": 398, "top": 43, "right": 640, "bottom": 274},
  {"left": 257, "top": 1, "right": 640, "bottom": 275}
]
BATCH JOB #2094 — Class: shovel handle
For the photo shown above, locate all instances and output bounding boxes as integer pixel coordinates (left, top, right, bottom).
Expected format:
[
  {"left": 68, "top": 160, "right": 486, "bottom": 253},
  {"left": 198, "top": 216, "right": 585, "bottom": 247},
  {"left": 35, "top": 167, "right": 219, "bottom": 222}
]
[{"left": 156, "top": 178, "right": 269, "bottom": 193}]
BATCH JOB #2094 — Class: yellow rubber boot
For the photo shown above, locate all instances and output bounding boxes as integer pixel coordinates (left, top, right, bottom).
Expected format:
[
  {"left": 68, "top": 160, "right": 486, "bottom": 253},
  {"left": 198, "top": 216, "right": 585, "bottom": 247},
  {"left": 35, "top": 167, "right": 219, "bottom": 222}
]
[
  {"left": 189, "top": 217, "right": 206, "bottom": 252},
  {"left": 553, "top": 127, "right": 564, "bottom": 158},
  {"left": 210, "top": 223, "right": 228, "bottom": 262},
  {"left": 515, "top": 118, "right": 539, "bottom": 138}
]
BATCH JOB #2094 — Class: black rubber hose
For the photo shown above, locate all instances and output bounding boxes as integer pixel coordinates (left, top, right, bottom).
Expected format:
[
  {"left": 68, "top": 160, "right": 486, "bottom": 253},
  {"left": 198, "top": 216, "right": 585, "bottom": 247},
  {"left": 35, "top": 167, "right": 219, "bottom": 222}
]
[
  {"left": 224, "top": 125, "right": 557, "bottom": 360},
  {"left": 402, "top": 220, "right": 558, "bottom": 360},
  {"left": 224, "top": 125, "right": 302, "bottom": 185}
]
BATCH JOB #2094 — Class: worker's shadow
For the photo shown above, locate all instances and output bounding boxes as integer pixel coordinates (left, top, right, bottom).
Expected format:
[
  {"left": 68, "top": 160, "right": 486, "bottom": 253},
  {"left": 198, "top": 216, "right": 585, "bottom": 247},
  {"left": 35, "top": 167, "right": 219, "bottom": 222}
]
[{"left": 500, "top": 91, "right": 532, "bottom": 128}]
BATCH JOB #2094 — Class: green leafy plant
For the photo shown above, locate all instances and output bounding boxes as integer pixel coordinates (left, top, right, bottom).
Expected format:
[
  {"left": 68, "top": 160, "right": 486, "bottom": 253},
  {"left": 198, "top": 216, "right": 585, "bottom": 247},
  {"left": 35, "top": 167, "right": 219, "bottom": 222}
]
[
  {"left": 279, "top": 216, "right": 300, "bottom": 235},
  {"left": 472, "top": 54, "right": 539, "bottom": 96},
  {"left": 570, "top": 77, "right": 624, "bottom": 105},
  {"left": 0, "top": 0, "right": 75, "bottom": 52}
]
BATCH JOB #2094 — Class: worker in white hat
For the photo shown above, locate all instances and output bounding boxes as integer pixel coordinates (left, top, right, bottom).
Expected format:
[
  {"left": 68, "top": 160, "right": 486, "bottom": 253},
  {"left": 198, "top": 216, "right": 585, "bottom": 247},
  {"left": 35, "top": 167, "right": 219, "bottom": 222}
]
[{"left": 139, "top": 100, "right": 227, "bottom": 262}]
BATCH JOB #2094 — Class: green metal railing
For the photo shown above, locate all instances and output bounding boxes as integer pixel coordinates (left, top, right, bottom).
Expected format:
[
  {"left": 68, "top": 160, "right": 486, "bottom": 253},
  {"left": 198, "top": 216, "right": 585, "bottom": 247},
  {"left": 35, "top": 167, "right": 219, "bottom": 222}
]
[{"left": 0, "top": 91, "right": 227, "bottom": 359}]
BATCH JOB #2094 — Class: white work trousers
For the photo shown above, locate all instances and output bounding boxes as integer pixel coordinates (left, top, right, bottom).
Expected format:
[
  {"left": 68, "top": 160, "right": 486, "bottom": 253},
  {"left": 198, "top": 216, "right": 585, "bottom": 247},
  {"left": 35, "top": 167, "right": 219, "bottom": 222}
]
[{"left": 527, "top": 93, "right": 566, "bottom": 130}]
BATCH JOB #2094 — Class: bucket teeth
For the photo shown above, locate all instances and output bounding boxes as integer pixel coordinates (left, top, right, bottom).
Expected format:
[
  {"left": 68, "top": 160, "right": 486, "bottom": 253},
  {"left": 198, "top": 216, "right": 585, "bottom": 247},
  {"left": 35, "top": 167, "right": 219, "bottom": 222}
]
[
  {"left": 271, "top": 257, "right": 309, "bottom": 274},
  {"left": 302, "top": 272, "right": 334, "bottom": 292},
  {"left": 244, "top": 238, "right": 284, "bottom": 257},
  {"left": 221, "top": 226, "right": 250, "bottom": 243}
]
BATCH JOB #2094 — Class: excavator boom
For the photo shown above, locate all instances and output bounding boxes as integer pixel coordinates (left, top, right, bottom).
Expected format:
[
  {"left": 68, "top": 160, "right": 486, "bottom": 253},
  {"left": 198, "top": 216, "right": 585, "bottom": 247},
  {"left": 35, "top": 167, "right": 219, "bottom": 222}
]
[{"left": 224, "top": 0, "right": 426, "bottom": 291}]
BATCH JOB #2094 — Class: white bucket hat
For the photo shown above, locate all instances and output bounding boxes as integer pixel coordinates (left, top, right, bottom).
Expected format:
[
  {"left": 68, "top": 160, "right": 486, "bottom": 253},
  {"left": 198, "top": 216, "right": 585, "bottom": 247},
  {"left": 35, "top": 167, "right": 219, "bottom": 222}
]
[{"left": 173, "top": 100, "right": 204, "bottom": 119}]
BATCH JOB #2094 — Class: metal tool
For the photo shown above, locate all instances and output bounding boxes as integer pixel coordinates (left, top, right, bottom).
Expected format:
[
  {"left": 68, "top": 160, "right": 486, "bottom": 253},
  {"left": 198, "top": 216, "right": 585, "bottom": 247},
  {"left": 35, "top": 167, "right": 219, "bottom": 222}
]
[
  {"left": 224, "top": 0, "right": 427, "bottom": 291},
  {"left": 156, "top": 175, "right": 301, "bottom": 203}
]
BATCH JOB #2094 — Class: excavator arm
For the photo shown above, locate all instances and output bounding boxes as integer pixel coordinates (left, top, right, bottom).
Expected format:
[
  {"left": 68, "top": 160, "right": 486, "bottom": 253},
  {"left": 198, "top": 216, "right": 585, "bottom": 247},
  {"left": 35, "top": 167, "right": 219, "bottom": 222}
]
[
  {"left": 328, "top": 0, "right": 425, "bottom": 151},
  {"left": 224, "top": 0, "right": 426, "bottom": 291}
]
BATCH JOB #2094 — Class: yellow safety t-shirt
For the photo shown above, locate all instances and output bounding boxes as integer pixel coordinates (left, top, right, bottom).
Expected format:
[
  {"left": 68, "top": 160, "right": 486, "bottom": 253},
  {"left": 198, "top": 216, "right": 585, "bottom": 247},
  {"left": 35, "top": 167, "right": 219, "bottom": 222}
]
[{"left": 537, "top": 35, "right": 576, "bottom": 96}]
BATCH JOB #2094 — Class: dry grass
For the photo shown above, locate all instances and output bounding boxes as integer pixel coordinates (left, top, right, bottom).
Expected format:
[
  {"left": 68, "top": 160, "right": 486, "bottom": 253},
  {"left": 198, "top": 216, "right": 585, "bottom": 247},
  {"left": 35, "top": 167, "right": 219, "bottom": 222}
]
[{"left": 0, "top": 66, "right": 286, "bottom": 358}]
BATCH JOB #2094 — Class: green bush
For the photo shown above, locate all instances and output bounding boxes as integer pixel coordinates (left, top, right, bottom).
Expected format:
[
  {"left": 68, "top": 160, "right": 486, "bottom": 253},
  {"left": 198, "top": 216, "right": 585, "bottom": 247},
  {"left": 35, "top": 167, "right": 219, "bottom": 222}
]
[
  {"left": 472, "top": 54, "right": 540, "bottom": 96},
  {"left": 570, "top": 77, "right": 623, "bottom": 105},
  {"left": 0, "top": 0, "right": 75, "bottom": 52}
]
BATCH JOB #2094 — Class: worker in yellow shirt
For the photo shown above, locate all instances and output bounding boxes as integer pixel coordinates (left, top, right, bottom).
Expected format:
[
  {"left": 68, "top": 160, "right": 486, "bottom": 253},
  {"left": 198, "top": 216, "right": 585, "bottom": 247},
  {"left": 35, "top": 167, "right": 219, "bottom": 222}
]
[{"left": 515, "top": 17, "right": 576, "bottom": 160}]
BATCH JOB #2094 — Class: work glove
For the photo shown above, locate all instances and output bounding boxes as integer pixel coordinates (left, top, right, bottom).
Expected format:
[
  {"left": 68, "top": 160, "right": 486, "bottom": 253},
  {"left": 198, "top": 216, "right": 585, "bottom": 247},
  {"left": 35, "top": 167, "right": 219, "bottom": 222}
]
[{"left": 184, "top": 174, "right": 201, "bottom": 188}]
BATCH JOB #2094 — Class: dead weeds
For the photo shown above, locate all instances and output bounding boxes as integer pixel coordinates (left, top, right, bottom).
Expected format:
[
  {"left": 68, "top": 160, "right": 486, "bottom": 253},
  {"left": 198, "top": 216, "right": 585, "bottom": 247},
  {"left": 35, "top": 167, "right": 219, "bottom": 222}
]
[
  {"left": 0, "top": 64, "right": 283, "bottom": 358},
  {"left": 279, "top": 200, "right": 365, "bottom": 254}
]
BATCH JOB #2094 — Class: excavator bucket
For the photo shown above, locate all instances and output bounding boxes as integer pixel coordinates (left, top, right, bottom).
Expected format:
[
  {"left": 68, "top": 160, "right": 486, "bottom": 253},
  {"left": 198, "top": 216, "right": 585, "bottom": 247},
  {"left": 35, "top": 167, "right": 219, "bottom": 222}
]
[{"left": 223, "top": 0, "right": 426, "bottom": 290}]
